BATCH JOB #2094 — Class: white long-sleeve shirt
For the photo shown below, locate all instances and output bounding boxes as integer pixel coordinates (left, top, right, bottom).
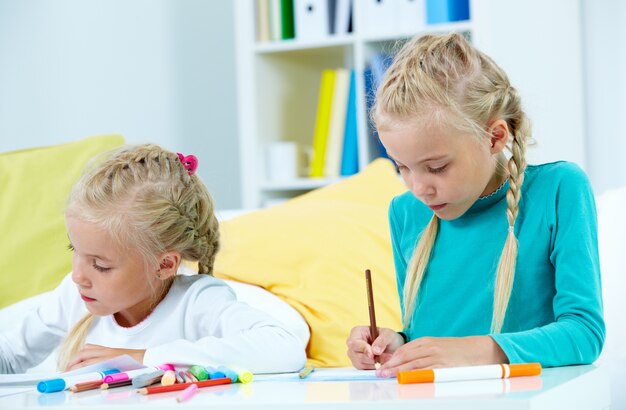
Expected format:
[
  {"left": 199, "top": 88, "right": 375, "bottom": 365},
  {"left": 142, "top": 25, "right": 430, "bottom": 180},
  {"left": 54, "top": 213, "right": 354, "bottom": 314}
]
[{"left": 0, "top": 273, "right": 306, "bottom": 374}]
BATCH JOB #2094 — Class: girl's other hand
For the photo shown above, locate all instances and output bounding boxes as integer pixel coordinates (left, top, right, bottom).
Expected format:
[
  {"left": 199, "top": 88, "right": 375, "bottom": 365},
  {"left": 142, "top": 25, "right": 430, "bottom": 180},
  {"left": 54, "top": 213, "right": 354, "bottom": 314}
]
[
  {"left": 376, "top": 336, "right": 508, "bottom": 378},
  {"left": 65, "top": 344, "right": 146, "bottom": 371},
  {"left": 346, "top": 326, "right": 405, "bottom": 369}
]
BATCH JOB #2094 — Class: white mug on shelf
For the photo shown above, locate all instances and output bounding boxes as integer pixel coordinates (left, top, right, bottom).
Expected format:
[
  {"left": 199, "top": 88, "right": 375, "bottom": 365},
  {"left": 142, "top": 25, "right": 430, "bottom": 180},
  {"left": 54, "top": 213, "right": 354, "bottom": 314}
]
[{"left": 266, "top": 142, "right": 299, "bottom": 182}]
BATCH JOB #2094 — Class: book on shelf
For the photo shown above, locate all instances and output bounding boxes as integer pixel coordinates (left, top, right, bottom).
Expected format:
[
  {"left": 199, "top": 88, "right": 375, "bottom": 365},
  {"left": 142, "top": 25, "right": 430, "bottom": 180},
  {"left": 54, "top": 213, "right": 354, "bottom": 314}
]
[
  {"left": 340, "top": 70, "right": 358, "bottom": 176},
  {"left": 425, "top": 0, "right": 470, "bottom": 24},
  {"left": 324, "top": 68, "right": 350, "bottom": 178},
  {"left": 365, "top": 53, "right": 394, "bottom": 160},
  {"left": 256, "top": 0, "right": 271, "bottom": 42},
  {"left": 256, "top": 0, "right": 295, "bottom": 42},
  {"left": 269, "top": 0, "right": 282, "bottom": 41},
  {"left": 280, "top": 0, "right": 295, "bottom": 39},
  {"left": 309, "top": 69, "right": 336, "bottom": 177}
]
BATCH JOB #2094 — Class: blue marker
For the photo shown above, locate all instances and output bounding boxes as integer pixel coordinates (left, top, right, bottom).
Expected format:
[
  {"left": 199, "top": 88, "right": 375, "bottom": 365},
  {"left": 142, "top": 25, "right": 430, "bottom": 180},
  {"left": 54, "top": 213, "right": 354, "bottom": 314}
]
[
  {"left": 37, "top": 368, "right": 120, "bottom": 393},
  {"left": 216, "top": 366, "right": 238, "bottom": 383},
  {"left": 205, "top": 366, "right": 226, "bottom": 379}
]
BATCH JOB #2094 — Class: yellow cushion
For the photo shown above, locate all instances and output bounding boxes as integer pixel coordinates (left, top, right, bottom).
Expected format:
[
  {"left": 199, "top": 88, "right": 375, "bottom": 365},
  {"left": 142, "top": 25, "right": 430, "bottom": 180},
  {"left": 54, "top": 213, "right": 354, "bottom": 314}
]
[
  {"left": 0, "top": 135, "right": 125, "bottom": 308},
  {"left": 214, "top": 159, "right": 405, "bottom": 367}
]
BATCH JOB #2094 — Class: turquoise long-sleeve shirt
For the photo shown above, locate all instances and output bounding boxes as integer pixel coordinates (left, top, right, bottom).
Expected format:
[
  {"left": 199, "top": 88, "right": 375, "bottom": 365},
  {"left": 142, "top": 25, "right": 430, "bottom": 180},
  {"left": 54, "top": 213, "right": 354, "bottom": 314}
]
[{"left": 389, "top": 161, "right": 605, "bottom": 367}]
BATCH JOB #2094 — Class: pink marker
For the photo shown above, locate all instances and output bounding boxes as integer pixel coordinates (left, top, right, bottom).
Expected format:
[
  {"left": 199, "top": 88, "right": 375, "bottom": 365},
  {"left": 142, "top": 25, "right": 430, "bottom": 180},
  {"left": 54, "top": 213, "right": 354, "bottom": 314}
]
[
  {"left": 103, "top": 364, "right": 174, "bottom": 383},
  {"left": 176, "top": 383, "right": 198, "bottom": 403}
]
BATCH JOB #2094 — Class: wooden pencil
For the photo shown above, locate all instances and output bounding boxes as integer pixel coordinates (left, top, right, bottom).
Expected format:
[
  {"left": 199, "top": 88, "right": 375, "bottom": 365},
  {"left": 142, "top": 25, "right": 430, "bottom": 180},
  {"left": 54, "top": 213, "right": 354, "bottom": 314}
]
[
  {"left": 101, "top": 379, "right": 133, "bottom": 390},
  {"left": 69, "top": 380, "right": 103, "bottom": 393}
]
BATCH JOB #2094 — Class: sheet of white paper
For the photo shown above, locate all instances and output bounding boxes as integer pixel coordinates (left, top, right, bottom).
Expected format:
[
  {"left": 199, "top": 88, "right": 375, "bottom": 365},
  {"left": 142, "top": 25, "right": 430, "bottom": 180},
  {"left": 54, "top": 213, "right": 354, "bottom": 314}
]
[
  {"left": 0, "top": 386, "right": 35, "bottom": 397},
  {"left": 254, "top": 367, "right": 390, "bottom": 382},
  {"left": 0, "top": 354, "right": 144, "bottom": 386}
]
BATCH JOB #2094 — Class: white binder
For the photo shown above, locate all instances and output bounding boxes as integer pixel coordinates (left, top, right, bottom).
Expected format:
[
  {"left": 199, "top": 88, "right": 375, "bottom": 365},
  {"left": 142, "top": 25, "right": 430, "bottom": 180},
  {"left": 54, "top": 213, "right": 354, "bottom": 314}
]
[
  {"left": 294, "top": 0, "right": 330, "bottom": 40},
  {"left": 396, "top": 0, "right": 426, "bottom": 35},
  {"left": 361, "top": 0, "right": 395, "bottom": 37}
]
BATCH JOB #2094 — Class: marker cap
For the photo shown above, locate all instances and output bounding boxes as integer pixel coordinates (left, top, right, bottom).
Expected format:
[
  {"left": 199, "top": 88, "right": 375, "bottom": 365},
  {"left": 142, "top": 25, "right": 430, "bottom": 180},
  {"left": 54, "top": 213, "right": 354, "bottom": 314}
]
[
  {"left": 216, "top": 366, "right": 238, "bottom": 383},
  {"left": 37, "top": 378, "right": 66, "bottom": 393},
  {"left": 509, "top": 363, "right": 542, "bottom": 377},
  {"left": 189, "top": 365, "right": 209, "bottom": 381},
  {"left": 205, "top": 366, "right": 227, "bottom": 379},
  {"left": 397, "top": 369, "right": 435, "bottom": 384},
  {"left": 103, "top": 373, "right": 129, "bottom": 384}
]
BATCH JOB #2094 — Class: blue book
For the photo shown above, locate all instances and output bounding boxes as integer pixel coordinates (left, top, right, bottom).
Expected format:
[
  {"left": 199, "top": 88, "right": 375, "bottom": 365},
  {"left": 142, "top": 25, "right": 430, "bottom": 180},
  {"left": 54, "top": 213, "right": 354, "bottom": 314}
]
[
  {"left": 364, "top": 53, "right": 393, "bottom": 160},
  {"left": 340, "top": 70, "right": 358, "bottom": 176},
  {"left": 426, "top": 0, "right": 470, "bottom": 24}
]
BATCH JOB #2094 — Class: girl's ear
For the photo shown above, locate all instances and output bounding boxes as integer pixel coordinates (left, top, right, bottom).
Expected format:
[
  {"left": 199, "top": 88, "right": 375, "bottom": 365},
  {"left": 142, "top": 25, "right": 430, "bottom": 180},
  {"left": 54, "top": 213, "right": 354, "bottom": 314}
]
[
  {"left": 157, "top": 252, "right": 181, "bottom": 280},
  {"left": 488, "top": 119, "right": 509, "bottom": 154}
]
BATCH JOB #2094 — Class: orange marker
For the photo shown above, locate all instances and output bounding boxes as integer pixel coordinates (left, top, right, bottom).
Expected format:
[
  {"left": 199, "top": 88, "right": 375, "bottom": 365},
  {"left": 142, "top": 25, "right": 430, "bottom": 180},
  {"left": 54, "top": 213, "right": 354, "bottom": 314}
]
[{"left": 397, "top": 363, "right": 541, "bottom": 384}]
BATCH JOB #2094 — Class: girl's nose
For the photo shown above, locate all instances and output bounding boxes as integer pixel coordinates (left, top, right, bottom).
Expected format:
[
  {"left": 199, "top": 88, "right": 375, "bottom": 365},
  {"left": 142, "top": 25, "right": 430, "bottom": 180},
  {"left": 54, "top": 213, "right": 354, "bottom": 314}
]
[
  {"left": 71, "top": 258, "right": 91, "bottom": 288},
  {"left": 410, "top": 178, "right": 435, "bottom": 199}
]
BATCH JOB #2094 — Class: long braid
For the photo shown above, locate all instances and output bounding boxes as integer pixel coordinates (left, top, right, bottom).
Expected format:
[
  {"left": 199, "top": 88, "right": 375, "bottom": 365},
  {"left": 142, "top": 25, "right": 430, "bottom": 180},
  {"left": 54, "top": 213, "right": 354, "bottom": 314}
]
[{"left": 402, "top": 216, "right": 439, "bottom": 324}]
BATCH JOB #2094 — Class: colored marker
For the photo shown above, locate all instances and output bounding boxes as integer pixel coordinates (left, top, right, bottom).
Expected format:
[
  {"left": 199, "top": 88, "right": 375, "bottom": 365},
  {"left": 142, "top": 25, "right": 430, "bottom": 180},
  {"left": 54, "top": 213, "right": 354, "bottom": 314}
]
[
  {"left": 298, "top": 365, "right": 315, "bottom": 379},
  {"left": 205, "top": 366, "right": 226, "bottom": 379},
  {"left": 189, "top": 365, "right": 209, "bottom": 381},
  {"left": 103, "top": 364, "right": 173, "bottom": 383},
  {"left": 131, "top": 369, "right": 165, "bottom": 388},
  {"left": 137, "top": 377, "right": 232, "bottom": 395},
  {"left": 176, "top": 383, "right": 199, "bottom": 403},
  {"left": 216, "top": 366, "right": 238, "bottom": 383},
  {"left": 229, "top": 366, "right": 254, "bottom": 384},
  {"left": 37, "top": 369, "right": 120, "bottom": 393},
  {"left": 161, "top": 370, "right": 177, "bottom": 386},
  {"left": 397, "top": 363, "right": 542, "bottom": 384}
]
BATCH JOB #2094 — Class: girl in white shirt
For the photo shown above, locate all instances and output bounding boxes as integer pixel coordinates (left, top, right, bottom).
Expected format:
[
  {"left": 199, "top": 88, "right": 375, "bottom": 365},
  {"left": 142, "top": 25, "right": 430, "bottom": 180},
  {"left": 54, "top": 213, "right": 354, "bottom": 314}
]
[{"left": 0, "top": 144, "right": 306, "bottom": 373}]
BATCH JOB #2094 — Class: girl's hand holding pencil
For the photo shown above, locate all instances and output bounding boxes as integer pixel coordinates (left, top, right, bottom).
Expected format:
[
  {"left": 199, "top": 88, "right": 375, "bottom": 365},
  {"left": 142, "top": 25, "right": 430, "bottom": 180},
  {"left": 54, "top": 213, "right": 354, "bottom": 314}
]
[{"left": 346, "top": 326, "right": 404, "bottom": 370}]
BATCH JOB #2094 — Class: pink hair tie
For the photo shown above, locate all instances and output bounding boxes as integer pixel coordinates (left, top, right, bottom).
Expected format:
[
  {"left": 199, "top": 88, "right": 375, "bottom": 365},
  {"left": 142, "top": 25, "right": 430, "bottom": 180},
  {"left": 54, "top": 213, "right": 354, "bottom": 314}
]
[{"left": 177, "top": 153, "right": 198, "bottom": 176}]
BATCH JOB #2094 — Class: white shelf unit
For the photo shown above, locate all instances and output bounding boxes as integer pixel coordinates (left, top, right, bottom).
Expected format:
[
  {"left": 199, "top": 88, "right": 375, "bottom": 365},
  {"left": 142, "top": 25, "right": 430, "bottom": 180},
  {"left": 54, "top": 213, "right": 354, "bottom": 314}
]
[
  {"left": 234, "top": 0, "right": 473, "bottom": 208},
  {"left": 233, "top": 0, "right": 585, "bottom": 208}
]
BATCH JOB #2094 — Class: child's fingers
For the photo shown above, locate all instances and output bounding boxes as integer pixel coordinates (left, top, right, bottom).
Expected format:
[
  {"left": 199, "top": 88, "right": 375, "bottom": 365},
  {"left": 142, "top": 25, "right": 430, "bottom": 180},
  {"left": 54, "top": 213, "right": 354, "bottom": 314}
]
[{"left": 371, "top": 329, "right": 402, "bottom": 355}]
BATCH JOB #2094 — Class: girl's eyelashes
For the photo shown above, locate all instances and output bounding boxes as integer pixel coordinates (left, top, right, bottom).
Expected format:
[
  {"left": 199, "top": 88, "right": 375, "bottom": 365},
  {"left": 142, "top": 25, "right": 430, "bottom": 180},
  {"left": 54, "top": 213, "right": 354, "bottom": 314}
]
[
  {"left": 428, "top": 164, "right": 448, "bottom": 174},
  {"left": 67, "top": 243, "right": 74, "bottom": 251},
  {"left": 92, "top": 261, "right": 110, "bottom": 273}
]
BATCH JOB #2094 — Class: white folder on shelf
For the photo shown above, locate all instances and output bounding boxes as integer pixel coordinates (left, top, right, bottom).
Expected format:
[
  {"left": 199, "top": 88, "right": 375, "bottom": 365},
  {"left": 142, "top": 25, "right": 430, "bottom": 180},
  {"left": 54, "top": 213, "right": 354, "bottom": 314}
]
[
  {"left": 396, "top": 0, "right": 426, "bottom": 35},
  {"left": 294, "top": 0, "right": 329, "bottom": 40},
  {"left": 361, "top": 0, "right": 395, "bottom": 37}
]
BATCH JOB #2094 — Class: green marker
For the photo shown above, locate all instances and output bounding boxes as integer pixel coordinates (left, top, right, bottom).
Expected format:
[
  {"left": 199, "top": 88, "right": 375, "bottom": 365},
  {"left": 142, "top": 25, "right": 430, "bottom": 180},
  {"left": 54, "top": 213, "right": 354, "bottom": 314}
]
[{"left": 189, "top": 365, "right": 209, "bottom": 381}]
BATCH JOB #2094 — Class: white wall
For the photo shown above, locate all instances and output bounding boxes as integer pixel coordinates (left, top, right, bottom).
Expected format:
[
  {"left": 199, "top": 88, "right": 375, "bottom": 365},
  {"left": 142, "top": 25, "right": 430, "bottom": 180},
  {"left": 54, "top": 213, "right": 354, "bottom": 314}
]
[
  {"left": 471, "top": 0, "right": 586, "bottom": 171},
  {"left": 0, "top": 0, "right": 241, "bottom": 208},
  {"left": 582, "top": 0, "right": 626, "bottom": 194}
]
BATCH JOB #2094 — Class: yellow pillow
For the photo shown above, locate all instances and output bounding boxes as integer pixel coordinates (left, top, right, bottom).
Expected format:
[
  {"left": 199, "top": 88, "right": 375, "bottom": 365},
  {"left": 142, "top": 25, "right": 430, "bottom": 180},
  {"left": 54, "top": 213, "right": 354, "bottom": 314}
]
[
  {"left": 214, "top": 159, "right": 406, "bottom": 367},
  {"left": 0, "top": 135, "right": 125, "bottom": 308}
]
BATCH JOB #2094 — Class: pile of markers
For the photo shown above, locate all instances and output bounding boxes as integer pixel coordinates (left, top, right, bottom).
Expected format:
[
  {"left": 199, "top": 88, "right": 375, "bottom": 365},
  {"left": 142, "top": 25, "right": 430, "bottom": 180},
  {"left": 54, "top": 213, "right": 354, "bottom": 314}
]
[{"left": 37, "top": 364, "right": 253, "bottom": 403}]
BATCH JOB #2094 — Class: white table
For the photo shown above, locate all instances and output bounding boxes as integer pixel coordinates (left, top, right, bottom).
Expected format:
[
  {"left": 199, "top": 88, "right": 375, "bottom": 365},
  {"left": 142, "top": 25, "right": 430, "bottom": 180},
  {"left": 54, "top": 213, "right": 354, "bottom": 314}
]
[{"left": 0, "top": 364, "right": 615, "bottom": 410}]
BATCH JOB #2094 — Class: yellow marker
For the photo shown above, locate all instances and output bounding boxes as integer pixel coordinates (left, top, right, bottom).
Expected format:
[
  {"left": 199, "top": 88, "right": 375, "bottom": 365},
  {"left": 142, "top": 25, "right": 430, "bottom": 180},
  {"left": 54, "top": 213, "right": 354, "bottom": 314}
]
[
  {"left": 160, "top": 370, "right": 177, "bottom": 386},
  {"left": 229, "top": 366, "right": 254, "bottom": 384}
]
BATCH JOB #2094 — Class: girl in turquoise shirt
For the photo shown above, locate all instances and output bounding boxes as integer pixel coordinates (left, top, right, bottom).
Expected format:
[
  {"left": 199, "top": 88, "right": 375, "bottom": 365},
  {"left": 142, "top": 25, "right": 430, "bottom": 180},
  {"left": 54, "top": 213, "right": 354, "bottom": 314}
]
[{"left": 346, "top": 33, "right": 605, "bottom": 377}]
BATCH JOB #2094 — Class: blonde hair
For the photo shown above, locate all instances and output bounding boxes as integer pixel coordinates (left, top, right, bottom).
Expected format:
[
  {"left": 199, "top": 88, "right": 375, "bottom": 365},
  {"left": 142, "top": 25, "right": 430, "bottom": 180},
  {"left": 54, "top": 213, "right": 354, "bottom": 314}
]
[
  {"left": 57, "top": 144, "right": 220, "bottom": 369},
  {"left": 374, "top": 33, "right": 531, "bottom": 333}
]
